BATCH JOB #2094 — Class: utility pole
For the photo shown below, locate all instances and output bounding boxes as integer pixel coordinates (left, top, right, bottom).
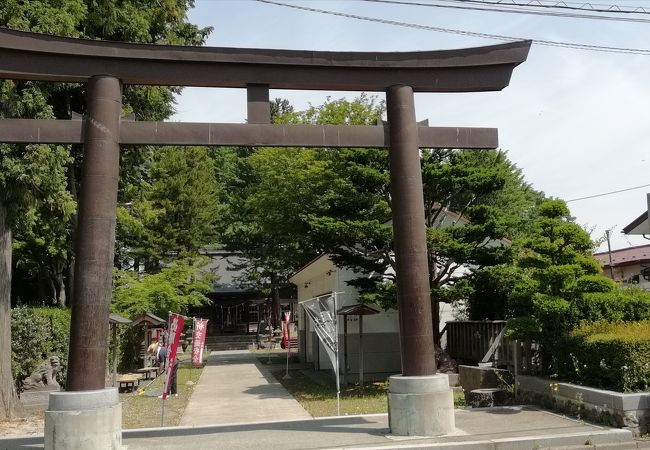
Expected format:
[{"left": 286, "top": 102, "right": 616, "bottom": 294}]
[{"left": 605, "top": 229, "right": 615, "bottom": 280}]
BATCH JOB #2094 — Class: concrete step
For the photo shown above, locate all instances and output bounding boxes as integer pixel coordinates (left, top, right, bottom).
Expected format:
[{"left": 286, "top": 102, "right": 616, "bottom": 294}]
[{"left": 204, "top": 335, "right": 257, "bottom": 351}]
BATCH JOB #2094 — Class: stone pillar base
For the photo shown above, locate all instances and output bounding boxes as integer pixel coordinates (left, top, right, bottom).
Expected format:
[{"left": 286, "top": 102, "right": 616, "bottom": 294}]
[
  {"left": 45, "top": 388, "right": 122, "bottom": 450},
  {"left": 388, "top": 374, "right": 455, "bottom": 436}
]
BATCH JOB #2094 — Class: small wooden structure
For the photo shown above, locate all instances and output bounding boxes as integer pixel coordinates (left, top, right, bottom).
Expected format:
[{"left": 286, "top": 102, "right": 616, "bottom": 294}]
[
  {"left": 116, "top": 373, "right": 142, "bottom": 392},
  {"left": 337, "top": 303, "right": 379, "bottom": 386},
  {"left": 108, "top": 313, "right": 132, "bottom": 387},
  {"left": 131, "top": 312, "right": 166, "bottom": 366}
]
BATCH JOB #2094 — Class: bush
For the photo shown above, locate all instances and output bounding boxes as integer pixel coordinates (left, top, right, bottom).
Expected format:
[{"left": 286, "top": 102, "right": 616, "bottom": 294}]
[
  {"left": 575, "top": 275, "right": 616, "bottom": 293},
  {"left": 557, "top": 321, "right": 650, "bottom": 392},
  {"left": 11, "top": 307, "right": 71, "bottom": 390},
  {"left": 572, "top": 288, "right": 650, "bottom": 323}
]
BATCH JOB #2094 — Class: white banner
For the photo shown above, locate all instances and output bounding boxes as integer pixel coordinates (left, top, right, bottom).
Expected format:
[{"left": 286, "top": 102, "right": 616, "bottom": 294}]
[{"left": 300, "top": 293, "right": 340, "bottom": 414}]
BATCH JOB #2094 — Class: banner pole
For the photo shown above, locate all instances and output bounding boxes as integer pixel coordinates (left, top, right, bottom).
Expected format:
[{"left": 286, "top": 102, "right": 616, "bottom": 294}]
[
  {"left": 283, "top": 311, "right": 291, "bottom": 379},
  {"left": 161, "top": 312, "right": 170, "bottom": 427},
  {"left": 334, "top": 293, "right": 340, "bottom": 416}
]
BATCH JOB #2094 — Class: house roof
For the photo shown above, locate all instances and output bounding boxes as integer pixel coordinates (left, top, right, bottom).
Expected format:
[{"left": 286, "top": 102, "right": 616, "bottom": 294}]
[
  {"left": 108, "top": 313, "right": 131, "bottom": 325},
  {"left": 289, "top": 254, "right": 334, "bottom": 285},
  {"left": 201, "top": 250, "right": 260, "bottom": 294},
  {"left": 337, "top": 304, "right": 380, "bottom": 316},
  {"left": 622, "top": 211, "right": 648, "bottom": 235},
  {"left": 130, "top": 312, "right": 166, "bottom": 327},
  {"left": 593, "top": 244, "right": 650, "bottom": 267}
]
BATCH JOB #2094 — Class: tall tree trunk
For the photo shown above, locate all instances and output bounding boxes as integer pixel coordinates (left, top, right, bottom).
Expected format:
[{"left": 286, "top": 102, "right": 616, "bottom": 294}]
[
  {"left": 0, "top": 200, "right": 21, "bottom": 419},
  {"left": 270, "top": 273, "right": 281, "bottom": 329},
  {"left": 66, "top": 160, "right": 78, "bottom": 309},
  {"left": 432, "top": 298, "right": 441, "bottom": 347},
  {"left": 428, "top": 249, "right": 441, "bottom": 347},
  {"left": 56, "top": 263, "right": 66, "bottom": 308}
]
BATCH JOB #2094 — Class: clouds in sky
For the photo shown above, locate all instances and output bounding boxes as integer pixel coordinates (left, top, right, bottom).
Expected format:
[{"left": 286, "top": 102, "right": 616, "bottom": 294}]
[{"left": 172, "top": 0, "right": 650, "bottom": 251}]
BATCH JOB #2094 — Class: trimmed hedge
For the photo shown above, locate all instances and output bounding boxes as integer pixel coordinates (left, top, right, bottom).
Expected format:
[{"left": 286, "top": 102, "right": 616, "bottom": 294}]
[
  {"left": 572, "top": 288, "right": 650, "bottom": 323},
  {"left": 11, "top": 307, "right": 71, "bottom": 390},
  {"left": 557, "top": 321, "right": 650, "bottom": 392}
]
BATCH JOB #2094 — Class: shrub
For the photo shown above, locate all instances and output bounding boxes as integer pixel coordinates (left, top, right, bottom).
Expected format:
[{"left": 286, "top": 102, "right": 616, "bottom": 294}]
[
  {"left": 575, "top": 275, "right": 616, "bottom": 293},
  {"left": 11, "top": 307, "right": 71, "bottom": 390},
  {"left": 557, "top": 321, "right": 650, "bottom": 392},
  {"left": 572, "top": 288, "right": 650, "bottom": 323}
]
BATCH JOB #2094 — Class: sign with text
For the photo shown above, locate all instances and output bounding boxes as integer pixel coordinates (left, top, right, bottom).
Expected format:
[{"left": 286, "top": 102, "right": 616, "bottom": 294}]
[{"left": 191, "top": 318, "right": 209, "bottom": 366}]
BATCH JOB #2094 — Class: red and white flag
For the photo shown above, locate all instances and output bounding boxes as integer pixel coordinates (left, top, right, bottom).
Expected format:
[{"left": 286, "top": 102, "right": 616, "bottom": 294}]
[
  {"left": 283, "top": 311, "right": 291, "bottom": 349},
  {"left": 163, "top": 313, "right": 184, "bottom": 400},
  {"left": 191, "top": 318, "right": 209, "bottom": 366}
]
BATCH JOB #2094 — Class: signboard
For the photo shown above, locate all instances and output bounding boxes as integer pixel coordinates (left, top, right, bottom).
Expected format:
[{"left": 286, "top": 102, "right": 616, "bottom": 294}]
[{"left": 191, "top": 318, "right": 209, "bottom": 366}]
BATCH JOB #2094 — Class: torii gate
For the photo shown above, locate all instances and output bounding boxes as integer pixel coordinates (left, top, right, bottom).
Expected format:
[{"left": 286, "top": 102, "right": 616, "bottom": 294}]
[{"left": 0, "top": 27, "right": 529, "bottom": 446}]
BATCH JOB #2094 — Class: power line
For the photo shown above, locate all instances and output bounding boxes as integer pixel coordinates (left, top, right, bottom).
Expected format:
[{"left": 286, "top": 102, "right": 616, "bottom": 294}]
[
  {"left": 256, "top": 0, "right": 650, "bottom": 55},
  {"left": 360, "top": 0, "right": 650, "bottom": 23},
  {"left": 448, "top": 0, "right": 650, "bottom": 15},
  {"left": 566, "top": 183, "right": 650, "bottom": 202}
]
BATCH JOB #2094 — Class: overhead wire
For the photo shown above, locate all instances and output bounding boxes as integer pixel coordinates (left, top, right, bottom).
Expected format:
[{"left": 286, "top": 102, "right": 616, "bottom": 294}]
[
  {"left": 445, "top": 0, "right": 650, "bottom": 15},
  {"left": 255, "top": 0, "right": 650, "bottom": 55},
  {"left": 360, "top": 0, "right": 650, "bottom": 23},
  {"left": 566, "top": 183, "right": 650, "bottom": 202}
]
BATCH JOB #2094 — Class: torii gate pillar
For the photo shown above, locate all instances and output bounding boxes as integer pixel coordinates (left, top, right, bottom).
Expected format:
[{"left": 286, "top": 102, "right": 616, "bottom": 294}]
[
  {"left": 386, "top": 85, "right": 454, "bottom": 436},
  {"left": 45, "top": 76, "right": 123, "bottom": 450}
]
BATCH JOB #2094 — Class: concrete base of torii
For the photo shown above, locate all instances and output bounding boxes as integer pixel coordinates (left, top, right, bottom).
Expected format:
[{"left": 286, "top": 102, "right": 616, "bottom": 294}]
[
  {"left": 388, "top": 374, "right": 455, "bottom": 436},
  {"left": 45, "top": 388, "right": 123, "bottom": 450}
]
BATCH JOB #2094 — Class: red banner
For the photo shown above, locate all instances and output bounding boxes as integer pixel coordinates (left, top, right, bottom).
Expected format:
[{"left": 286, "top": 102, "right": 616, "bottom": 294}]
[
  {"left": 282, "top": 311, "right": 291, "bottom": 349},
  {"left": 163, "top": 313, "right": 184, "bottom": 400},
  {"left": 191, "top": 318, "right": 209, "bottom": 366}
]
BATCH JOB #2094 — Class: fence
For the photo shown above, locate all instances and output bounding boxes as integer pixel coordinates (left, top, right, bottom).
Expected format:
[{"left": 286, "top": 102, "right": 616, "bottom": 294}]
[{"left": 443, "top": 320, "right": 539, "bottom": 373}]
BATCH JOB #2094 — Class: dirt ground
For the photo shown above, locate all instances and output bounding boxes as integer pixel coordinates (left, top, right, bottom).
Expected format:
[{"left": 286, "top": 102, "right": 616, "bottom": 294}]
[{"left": 0, "top": 411, "right": 44, "bottom": 436}]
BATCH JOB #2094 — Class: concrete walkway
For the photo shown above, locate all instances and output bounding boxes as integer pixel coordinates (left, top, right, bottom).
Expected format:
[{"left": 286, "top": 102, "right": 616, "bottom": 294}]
[
  {"left": 124, "top": 407, "right": 644, "bottom": 450},
  {"left": 179, "top": 350, "right": 311, "bottom": 426},
  {"left": 1, "top": 354, "right": 645, "bottom": 449}
]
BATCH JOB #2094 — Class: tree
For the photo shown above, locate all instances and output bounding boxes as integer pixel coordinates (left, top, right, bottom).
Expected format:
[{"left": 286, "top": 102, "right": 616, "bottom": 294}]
[
  {"left": 0, "top": 0, "right": 211, "bottom": 418},
  {"left": 112, "top": 257, "right": 213, "bottom": 319},
  {"left": 470, "top": 200, "right": 615, "bottom": 372},
  {"left": 220, "top": 146, "right": 337, "bottom": 326},
  {"left": 116, "top": 146, "right": 222, "bottom": 270},
  {"left": 0, "top": 76, "right": 73, "bottom": 418},
  {"left": 0, "top": 0, "right": 212, "bottom": 306},
  {"left": 221, "top": 94, "right": 538, "bottom": 341},
  {"left": 301, "top": 96, "right": 539, "bottom": 344},
  {"left": 0, "top": 142, "right": 71, "bottom": 419}
]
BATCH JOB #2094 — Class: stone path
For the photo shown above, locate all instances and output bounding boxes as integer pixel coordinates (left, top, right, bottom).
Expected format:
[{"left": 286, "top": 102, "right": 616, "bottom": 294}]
[{"left": 179, "top": 350, "right": 311, "bottom": 426}]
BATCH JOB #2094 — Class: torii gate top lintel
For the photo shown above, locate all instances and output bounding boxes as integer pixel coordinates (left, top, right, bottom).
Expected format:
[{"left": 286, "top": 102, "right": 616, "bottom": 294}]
[{"left": 0, "top": 27, "right": 531, "bottom": 92}]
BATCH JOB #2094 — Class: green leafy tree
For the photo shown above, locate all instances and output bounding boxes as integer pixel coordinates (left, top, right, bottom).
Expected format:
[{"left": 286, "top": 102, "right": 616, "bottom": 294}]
[
  {"left": 300, "top": 96, "right": 539, "bottom": 344},
  {"left": 0, "top": 0, "right": 212, "bottom": 306},
  {"left": 475, "top": 200, "right": 616, "bottom": 372},
  {"left": 116, "top": 146, "right": 222, "bottom": 270},
  {"left": 0, "top": 0, "right": 210, "bottom": 418},
  {"left": 221, "top": 147, "right": 338, "bottom": 326},
  {"left": 0, "top": 84, "right": 73, "bottom": 418},
  {"left": 223, "top": 94, "right": 538, "bottom": 340},
  {"left": 111, "top": 257, "right": 213, "bottom": 319}
]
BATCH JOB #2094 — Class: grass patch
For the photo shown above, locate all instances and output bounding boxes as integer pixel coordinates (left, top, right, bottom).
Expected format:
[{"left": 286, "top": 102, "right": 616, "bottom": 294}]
[
  {"left": 271, "top": 369, "right": 388, "bottom": 417},
  {"left": 453, "top": 389, "right": 466, "bottom": 408},
  {"left": 120, "top": 362, "right": 203, "bottom": 428},
  {"left": 253, "top": 349, "right": 299, "bottom": 365}
]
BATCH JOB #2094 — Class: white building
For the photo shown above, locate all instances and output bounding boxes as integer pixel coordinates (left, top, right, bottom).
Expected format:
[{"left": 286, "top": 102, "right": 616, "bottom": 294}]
[{"left": 289, "top": 254, "right": 458, "bottom": 382}]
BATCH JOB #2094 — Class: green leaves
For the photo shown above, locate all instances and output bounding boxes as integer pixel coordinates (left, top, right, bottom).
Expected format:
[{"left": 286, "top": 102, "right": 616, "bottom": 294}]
[
  {"left": 116, "top": 146, "right": 221, "bottom": 267},
  {"left": 112, "top": 257, "right": 212, "bottom": 318}
]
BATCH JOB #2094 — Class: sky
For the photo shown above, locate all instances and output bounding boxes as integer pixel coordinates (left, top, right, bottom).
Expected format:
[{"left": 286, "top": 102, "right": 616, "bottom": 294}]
[{"left": 172, "top": 0, "right": 650, "bottom": 252}]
